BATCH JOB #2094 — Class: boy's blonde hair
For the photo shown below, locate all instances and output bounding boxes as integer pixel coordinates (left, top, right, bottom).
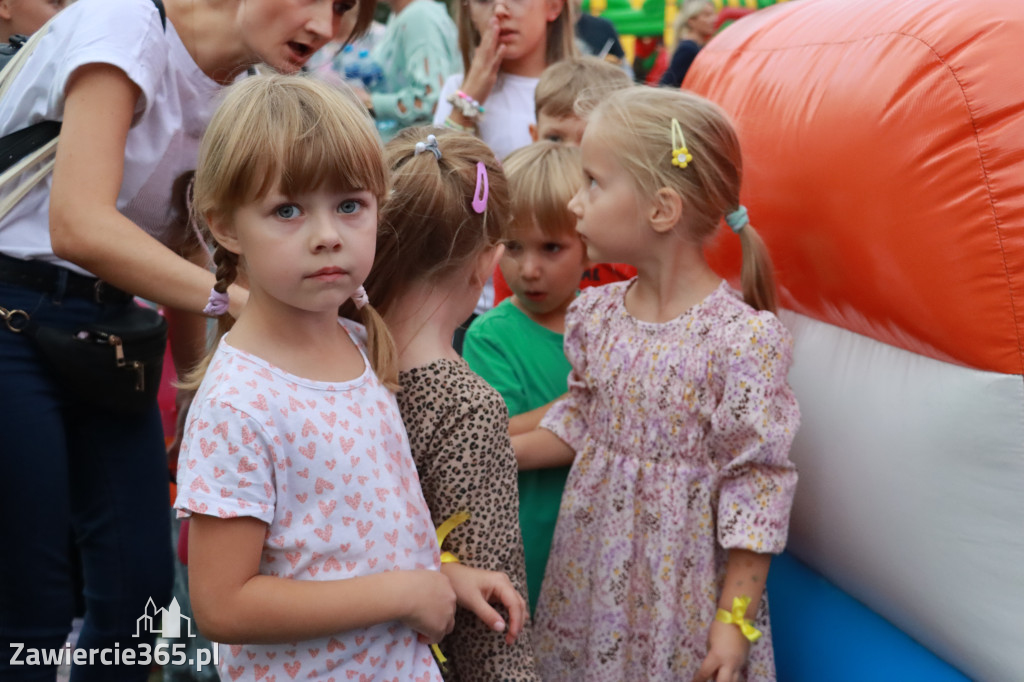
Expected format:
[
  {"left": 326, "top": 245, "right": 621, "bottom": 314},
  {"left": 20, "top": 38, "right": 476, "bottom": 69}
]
[
  {"left": 455, "top": 0, "right": 578, "bottom": 75},
  {"left": 502, "top": 141, "right": 582, "bottom": 239},
  {"left": 534, "top": 56, "right": 632, "bottom": 120},
  {"left": 184, "top": 74, "right": 397, "bottom": 390},
  {"left": 587, "top": 86, "right": 778, "bottom": 312},
  {"left": 363, "top": 126, "right": 510, "bottom": 316}
]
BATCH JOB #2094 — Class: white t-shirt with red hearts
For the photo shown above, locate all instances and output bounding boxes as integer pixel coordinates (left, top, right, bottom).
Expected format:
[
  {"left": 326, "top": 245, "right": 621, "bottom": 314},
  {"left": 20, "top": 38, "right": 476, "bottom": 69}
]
[{"left": 175, "top": 319, "right": 443, "bottom": 682}]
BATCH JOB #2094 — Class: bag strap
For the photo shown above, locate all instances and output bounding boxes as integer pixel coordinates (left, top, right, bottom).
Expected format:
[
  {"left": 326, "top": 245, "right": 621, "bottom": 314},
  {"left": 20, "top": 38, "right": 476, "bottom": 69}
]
[{"left": 0, "top": 0, "right": 168, "bottom": 220}]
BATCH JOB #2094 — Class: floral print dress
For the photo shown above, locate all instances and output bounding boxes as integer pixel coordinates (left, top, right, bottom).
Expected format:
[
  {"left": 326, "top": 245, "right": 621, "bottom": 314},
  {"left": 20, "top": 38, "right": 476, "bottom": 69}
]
[{"left": 533, "top": 281, "right": 800, "bottom": 682}]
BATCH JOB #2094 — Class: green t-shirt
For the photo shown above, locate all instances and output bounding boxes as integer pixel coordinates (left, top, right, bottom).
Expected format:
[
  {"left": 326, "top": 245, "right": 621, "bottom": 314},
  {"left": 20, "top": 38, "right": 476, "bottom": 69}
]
[{"left": 463, "top": 299, "right": 572, "bottom": 612}]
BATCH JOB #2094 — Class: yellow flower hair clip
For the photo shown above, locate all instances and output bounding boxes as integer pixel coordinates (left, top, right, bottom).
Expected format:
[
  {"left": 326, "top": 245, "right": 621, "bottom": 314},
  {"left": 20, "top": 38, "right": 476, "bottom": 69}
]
[{"left": 671, "top": 118, "right": 693, "bottom": 169}]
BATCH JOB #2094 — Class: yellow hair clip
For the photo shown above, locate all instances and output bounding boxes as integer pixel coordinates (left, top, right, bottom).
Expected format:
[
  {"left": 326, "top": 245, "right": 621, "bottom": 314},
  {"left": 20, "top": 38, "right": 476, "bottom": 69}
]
[{"left": 671, "top": 118, "right": 693, "bottom": 169}]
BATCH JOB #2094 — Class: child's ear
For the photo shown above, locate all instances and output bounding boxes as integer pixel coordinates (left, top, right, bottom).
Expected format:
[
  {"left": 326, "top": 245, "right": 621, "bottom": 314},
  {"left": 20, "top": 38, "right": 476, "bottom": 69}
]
[
  {"left": 206, "top": 212, "right": 243, "bottom": 255},
  {"left": 648, "top": 187, "right": 683, "bottom": 234},
  {"left": 472, "top": 244, "right": 505, "bottom": 287},
  {"left": 529, "top": 123, "right": 539, "bottom": 142}
]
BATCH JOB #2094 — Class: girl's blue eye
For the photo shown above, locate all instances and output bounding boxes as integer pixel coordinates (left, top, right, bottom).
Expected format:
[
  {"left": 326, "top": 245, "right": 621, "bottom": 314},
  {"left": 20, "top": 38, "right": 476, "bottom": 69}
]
[
  {"left": 334, "top": 0, "right": 355, "bottom": 15},
  {"left": 339, "top": 199, "right": 360, "bottom": 214},
  {"left": 544, "top": 243, "right": 563, "bottom": 254},
  {"left": 276, "top": 204, "right": 300, "bottom": 219}
]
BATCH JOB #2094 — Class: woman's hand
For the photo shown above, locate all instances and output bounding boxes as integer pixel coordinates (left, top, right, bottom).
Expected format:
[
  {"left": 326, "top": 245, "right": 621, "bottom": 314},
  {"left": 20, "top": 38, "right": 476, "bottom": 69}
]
[
  {"left": 460, "top": 16, "right": 506, "bottom": 105},
  {"left": 441, "top": 563, "right": 527, "bottom": 645},
  {"left": 692, "top": 619, "right": 750, "bottom": 682}
]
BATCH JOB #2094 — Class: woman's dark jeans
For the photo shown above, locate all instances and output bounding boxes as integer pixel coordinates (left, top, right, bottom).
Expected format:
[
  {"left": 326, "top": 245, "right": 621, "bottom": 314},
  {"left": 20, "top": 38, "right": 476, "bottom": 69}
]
[{"left": 0, "top": 279, "right": 173, "bottom": 681}]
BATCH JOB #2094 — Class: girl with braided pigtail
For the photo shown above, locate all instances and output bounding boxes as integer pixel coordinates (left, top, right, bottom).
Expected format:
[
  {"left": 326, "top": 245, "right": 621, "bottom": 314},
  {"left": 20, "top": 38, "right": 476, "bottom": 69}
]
[{"left": 174, "top": 75, "right": 524, "bottom": 682}]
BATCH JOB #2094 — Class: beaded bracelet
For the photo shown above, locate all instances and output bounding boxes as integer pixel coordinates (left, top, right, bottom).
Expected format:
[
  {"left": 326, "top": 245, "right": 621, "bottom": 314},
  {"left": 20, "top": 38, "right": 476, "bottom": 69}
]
[
  {"left": 443, "top": 116, "right": 475, "bottom": 132},
  {"left": 447, "top": 90, "right": 485, "bottom": 120}
]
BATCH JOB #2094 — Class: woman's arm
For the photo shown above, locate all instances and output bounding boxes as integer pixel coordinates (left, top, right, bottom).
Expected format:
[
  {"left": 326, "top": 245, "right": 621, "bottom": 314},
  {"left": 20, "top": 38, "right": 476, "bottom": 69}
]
[
  {"left": 511, "top": 428, "right": 575, "bottom": 470},
  {"left": 49, "top": 63, "right": 245, "bottom": 316},
  {"left": 692, "top": 550, "right": 772, "bottom": 682},
  {"left": 187, "top": 514, "right": 457, "bottom": 645}
]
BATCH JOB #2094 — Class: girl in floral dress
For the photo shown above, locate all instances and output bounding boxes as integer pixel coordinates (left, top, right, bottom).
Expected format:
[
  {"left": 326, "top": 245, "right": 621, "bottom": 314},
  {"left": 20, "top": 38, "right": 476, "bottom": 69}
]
[{"left": 513, "top": 86, "right": 801, "bottom": 682}]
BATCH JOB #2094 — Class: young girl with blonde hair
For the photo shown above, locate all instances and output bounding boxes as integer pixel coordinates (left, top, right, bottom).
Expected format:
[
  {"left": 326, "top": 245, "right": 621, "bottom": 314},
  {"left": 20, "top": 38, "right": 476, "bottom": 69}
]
[
  {"left": 515, "top": 86, "right": 801, "bottom": 681},
  {"left": 363, "top": 126, "right": 540, "bottom": 681},
  {"left": 433, "top": 0, "right": 578, "bottom": 161},
  {"left": 175, "top": 75, "right": 523, "bottom": 682}
]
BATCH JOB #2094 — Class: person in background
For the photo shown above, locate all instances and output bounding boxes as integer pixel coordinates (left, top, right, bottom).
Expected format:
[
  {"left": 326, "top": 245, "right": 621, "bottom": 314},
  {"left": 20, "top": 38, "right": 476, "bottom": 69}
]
[
  {"left": 314, "top": 0, "right": 459, "bottom": 140},
  {"left": 491, "top": 57, "right": 635, "bottom": 312},
  {"left": 0, "top": 0, "right": 371, "bottom": 679},
  {"left": 0, "top": 0, "right": 66, "bottom": 43},
  {"left": 659, "top": 0, "right": 716, "bottom": 88},
  {"left": 572, "top": 0, "right": 625, "bottom": 67},
  {"left": 463, "top": 141, "right": 587, "bottom": 614}
]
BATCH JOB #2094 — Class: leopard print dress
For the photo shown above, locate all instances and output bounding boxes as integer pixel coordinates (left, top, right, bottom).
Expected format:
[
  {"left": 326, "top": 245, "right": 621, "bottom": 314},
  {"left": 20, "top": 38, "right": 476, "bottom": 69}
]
[{"left": 397, "top": 358, "right": 540, "bottom": 682}]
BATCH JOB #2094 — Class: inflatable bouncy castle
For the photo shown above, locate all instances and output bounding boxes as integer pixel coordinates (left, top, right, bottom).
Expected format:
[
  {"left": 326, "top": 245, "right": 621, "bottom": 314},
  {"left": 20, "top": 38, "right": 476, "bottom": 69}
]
[{"left": 688, "top": 0, "right": 1024, "bottom": 680}]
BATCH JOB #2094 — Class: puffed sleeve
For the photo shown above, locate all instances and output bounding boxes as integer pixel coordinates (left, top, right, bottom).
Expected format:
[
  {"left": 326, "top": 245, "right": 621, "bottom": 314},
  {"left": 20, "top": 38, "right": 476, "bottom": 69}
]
[
  {"left": 538, "top": 292, "right": 596, "bottom": 451},
  {"left": 710, "top": 311, "right": 800, "bottom": 554},
  {"left": 174, "top": 399, "right": 277, "bottom": 524}
]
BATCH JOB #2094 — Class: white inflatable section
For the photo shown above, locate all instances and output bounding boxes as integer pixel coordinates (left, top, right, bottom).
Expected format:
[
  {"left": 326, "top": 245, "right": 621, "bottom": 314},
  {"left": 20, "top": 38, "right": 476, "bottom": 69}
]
[{"left": 780, "top": 311, "right": 1024, "bottom": 682}]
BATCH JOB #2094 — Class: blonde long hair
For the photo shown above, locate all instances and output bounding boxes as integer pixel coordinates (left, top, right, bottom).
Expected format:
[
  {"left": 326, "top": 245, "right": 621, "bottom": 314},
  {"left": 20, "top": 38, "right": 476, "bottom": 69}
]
[
  {"left": 586, "top": 86, "right": 778, "bottom": 312},
  {"left": 182, "top": 74, "right": 397, "bottom": 390}
]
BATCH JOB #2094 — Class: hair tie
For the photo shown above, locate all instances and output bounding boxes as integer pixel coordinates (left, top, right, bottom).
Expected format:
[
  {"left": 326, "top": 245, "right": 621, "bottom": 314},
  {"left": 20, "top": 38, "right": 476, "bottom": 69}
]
[
  {"left": 471, "top": 162, "right": 488, "bottom": 214},
  {"left": 351, "top": 285, "right": 369, "bottom": 310},
  {"left": 203, "top": 288, "right": 230, "bottom": 316},
  {"left": 414, "top": 134, "right": 442, "bottom": 161},
  {"left": 725, "top": 205, "right": 748, "bottom": 233},
  {"left": 670, "top": 118, "right": 693, "bottom": 169}
]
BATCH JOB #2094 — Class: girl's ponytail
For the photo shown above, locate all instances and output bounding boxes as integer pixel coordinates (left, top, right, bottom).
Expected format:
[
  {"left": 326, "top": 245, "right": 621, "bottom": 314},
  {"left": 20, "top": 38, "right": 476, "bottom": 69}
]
[
  {"left": 732, "top": 214, "right": 778, "bottom": 314},
  {"left": 347, "top": 300, "right": 399, "bottom": 392}
]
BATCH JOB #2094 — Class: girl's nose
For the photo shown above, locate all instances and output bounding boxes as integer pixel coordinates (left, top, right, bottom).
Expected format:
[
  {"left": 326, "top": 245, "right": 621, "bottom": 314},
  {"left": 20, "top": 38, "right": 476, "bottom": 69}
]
[
  {"left": 520, "top": 254, "right": 541, "bottom": 279},
  {"left": 311, "top": 215, "right": 343, "bottom": 251},
  {"left": 493, "top": 0, "right": 511, "bottom": 17}
]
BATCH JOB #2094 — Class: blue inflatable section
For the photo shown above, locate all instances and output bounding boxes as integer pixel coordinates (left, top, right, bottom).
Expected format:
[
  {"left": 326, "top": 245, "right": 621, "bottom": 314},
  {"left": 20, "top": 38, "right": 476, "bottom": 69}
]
[{"left": 767, "top": 553, "right": 970, "bottom": 682}]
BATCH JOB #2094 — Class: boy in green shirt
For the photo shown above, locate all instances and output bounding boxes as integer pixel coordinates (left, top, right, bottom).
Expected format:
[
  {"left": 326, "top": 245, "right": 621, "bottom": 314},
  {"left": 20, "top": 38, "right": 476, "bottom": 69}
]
[{"left": 464, "top": 142, "right": 589, "bottom": 612}]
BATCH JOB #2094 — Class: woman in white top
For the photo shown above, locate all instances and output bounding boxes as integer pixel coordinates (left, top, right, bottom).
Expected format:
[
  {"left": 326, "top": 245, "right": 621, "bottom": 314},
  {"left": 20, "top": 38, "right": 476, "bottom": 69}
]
[{"left": 0, "top": 1, "right": 371, "bottom": 679}]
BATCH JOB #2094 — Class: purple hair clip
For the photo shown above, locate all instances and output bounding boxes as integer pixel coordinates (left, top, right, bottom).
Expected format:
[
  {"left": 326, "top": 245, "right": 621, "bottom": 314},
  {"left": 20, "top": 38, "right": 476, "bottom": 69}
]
[
  {"left": 351, "top": 286, "right": 369, "bottom": 310},
  {"left": 203, "top": 288, "right": 230, "bottom": 316},
  {"left": 471, "top": 161, "right": 488, "bottom": 214}
]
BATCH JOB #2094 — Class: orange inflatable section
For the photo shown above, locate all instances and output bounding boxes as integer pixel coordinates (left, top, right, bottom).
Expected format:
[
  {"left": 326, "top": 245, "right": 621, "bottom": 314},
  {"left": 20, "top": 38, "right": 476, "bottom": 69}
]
[{"left": 688, "top": 0, "right": 1024, "bottom": 374}]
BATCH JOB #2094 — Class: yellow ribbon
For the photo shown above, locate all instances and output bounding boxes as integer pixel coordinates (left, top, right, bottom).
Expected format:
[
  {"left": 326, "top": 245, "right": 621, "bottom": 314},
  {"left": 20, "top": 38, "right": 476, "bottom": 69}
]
[
  {"left": 715, "top": 596, "right": 763, "bottom": 642},
  {"left": 429, "top": 511, "right": 471, "bottom": 670},
  {"left": 435, "top": 511, "right": 471, "bottom": 564}
]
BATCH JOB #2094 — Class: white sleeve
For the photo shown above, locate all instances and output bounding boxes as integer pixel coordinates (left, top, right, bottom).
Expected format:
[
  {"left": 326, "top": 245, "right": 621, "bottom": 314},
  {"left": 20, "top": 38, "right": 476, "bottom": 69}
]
[
  {"left": 48, "top": 0, "right": 169, "bottom": 118},
  {"left": 432, "top": 74, "right": 463, "bottom": 126}
]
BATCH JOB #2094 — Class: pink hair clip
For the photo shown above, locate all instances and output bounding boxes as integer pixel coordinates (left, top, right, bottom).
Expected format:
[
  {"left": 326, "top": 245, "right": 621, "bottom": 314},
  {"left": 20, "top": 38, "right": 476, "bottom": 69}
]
[{"left": 471, "top": 162, "right": 488, "bottom": 214}]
